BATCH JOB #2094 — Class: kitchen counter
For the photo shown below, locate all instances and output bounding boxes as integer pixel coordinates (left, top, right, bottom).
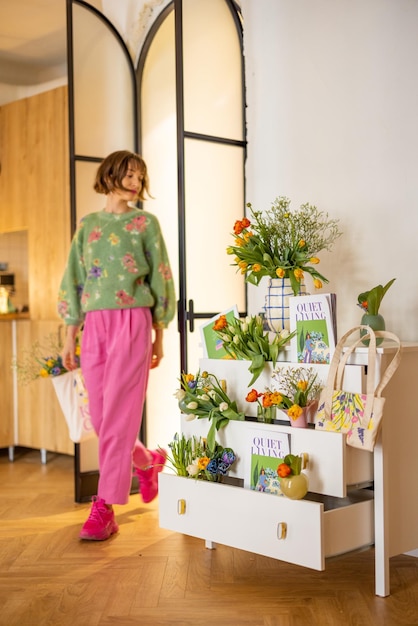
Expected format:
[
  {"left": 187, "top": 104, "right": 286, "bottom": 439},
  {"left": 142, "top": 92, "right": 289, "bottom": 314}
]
[{"left": 0, "top": 313, "right": 30, "bottom": 321}]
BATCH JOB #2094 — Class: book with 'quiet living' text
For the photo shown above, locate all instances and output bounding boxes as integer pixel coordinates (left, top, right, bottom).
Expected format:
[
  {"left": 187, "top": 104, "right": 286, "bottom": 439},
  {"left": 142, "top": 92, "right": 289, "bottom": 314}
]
[{"left": 289, "top": 293, "right": 337, "bottom": 364}]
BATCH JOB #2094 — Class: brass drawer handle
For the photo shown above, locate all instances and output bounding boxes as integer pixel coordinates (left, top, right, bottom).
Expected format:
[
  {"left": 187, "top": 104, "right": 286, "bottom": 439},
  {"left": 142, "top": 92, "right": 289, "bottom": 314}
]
[
  {"left": 177, "top": 499, "right": 186, "bottom": 515},
  {"left": 277, "top": 522, "right": 287, "bottom": 540}
]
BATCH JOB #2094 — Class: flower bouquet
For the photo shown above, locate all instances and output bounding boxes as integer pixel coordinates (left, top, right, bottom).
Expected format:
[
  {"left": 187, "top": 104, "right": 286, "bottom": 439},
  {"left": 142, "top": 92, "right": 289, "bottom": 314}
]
[
  {"left": 13, "top": 333, "right": 81, "bottom": 384},
  {"left": 271, "top": 366, "right": 322, "bottom": 424},
  {"left": 227, "top": 196, "right": 342, "bottom": 295},
  {"left": 245, "top": 388, "right": 284, "bottom": 423},
  {"left": 212, "top": 313, "right": 295, "bottom": 385},
  {"left": 13, "top": 333, "right": 92, "bottom": 442},
  {"left": 166, "top": 433, "right": 236, "bottom": 482},
  {"left": 175, "top": 371, "right": 244, "bottom": 450}
]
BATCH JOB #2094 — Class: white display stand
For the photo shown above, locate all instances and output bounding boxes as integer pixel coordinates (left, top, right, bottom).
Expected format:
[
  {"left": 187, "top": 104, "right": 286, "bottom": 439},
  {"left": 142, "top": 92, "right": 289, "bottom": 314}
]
[{"left": 158, "top": 343, "right": 418, "bottom": 597}]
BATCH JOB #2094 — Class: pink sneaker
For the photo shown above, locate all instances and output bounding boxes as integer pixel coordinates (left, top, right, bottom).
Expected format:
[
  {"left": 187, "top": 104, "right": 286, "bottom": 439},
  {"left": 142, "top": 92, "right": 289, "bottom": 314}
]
[
  {"left": 79, "top": 496, "right": 119, "bottom": 541},
  {"left": 135, "top": 448, "right": 167, "bottom": 504}
]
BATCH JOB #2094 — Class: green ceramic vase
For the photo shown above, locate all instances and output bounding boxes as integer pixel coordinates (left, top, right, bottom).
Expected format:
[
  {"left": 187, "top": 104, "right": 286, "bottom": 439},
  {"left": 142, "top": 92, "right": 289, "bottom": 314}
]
[{"left": 360, "top": 313, "right": 385, "bottom": 346}]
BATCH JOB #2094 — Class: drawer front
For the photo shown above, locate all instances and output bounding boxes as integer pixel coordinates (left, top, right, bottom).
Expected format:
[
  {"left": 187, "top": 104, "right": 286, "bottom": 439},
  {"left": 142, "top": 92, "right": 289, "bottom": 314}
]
[
  {"left": 159, "top": 475, "right": 374, "bottom": 570},
  {"left": 159, "top": 473, "right": 325, "bottom": 570}
]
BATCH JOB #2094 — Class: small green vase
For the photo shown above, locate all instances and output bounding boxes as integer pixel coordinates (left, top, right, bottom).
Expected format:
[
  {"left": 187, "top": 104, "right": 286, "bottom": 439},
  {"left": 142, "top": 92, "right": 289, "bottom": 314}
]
[{"left": 360, "top": 313, "right": 385, "bottom": 346}]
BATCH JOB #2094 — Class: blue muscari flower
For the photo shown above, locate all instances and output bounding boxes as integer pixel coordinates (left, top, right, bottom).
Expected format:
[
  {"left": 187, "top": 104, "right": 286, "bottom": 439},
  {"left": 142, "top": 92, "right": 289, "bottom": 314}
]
[
  {"left": 217, "top": 461, "right": 232, "bottom": 476},
  {"left": 206, "top": 459, "right": 219, "bottom": 475},
  {"left": 51, "top": 366, "right": 62, "bottom": 376},
  {"left": 188, "top": 380, "right": 197, "bottom": 390}
]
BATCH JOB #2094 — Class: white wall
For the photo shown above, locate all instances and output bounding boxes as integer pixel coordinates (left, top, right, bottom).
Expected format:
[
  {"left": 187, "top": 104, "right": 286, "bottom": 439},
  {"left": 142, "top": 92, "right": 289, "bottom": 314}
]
[{"left": 242, "top": 0, "right": 418, "bottom": 341}]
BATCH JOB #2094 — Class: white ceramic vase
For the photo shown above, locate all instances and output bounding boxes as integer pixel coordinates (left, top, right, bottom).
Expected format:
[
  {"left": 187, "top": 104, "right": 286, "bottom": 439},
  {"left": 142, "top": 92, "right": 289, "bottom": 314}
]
[{"left": 263, "top": 277, "right": 306, "bottom": 332}]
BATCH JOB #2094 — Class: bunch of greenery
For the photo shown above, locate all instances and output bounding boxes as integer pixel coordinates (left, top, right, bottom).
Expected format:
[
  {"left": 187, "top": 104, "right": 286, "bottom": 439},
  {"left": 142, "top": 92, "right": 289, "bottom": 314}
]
[
  {"left": 166, "top": 433, "right": 236, "bottom": 481},
  {"left": 227, "top": 196, "right": 342, "bottom": 295},
  {"left": 212, "top": 313, "right": 295, "bottom": 385},
  {"left": 277, "top": 454, "right": 304, "bottom": 477}
]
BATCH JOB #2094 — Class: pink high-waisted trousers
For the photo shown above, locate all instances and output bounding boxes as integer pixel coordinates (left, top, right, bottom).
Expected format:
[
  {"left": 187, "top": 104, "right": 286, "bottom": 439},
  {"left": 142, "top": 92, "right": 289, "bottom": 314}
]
[{"left": 81, "top": 308, "right": 152, "bottom": 504}]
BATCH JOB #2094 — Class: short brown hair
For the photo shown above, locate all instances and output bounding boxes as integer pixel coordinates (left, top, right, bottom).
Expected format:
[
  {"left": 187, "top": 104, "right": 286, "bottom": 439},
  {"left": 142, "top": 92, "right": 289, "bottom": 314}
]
[{"left": 94, "top": 150, "right": 150, "bottom": 202}]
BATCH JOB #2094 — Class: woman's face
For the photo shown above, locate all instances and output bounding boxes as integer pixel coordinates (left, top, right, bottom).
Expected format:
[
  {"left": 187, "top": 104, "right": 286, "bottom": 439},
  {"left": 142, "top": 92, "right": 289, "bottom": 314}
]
[{"left": 115, "top": 165, "right": 144, "bottom": 201}]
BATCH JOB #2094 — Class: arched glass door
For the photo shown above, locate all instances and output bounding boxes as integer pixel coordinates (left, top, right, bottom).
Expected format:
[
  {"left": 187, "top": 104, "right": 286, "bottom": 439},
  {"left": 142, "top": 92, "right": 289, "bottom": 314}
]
[{"left": 138, "top": 0, "right": 246, "bottom": 450}]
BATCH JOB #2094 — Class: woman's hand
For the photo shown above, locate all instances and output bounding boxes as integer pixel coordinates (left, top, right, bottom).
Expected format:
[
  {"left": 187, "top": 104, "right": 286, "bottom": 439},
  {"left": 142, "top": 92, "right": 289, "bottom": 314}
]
[
  {"left": 61, "top": 325, "right": 80, "bottom": 371},
  {"left": 150, "top": 328, "right": 164, "bottom": 369}
]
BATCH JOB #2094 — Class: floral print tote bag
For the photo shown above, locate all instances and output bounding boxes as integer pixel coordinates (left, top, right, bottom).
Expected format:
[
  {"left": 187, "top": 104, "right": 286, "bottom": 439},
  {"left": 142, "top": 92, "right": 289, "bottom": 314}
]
[{"left": 315, "top": 326, "right": 401, "bottom": 451}]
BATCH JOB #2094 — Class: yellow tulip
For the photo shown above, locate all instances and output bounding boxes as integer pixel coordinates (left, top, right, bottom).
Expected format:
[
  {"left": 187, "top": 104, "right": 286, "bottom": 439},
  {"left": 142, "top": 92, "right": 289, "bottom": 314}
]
[
  {"left": 310, "top": 257, "right": 320, "bottom": 264},
  {"left": 313, "top": 278, "right": 323, "bottom": 289},
  {"left": 294, "top": 268, "right": 304, "bottom": 281},
  {"left": 252, "top": 263, "right": 262, "bottom": 272},
  {"left": 275, "top": 267, "right": 285, "bottom": 278},
  {"left": 288, "top": 404, "right": 303, "bottom": 419}
]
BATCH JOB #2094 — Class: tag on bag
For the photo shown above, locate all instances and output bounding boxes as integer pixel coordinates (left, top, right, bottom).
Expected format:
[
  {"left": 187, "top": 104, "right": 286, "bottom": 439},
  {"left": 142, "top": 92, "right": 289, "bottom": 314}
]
[{"left": 52, "top": 369, "right": 95, "bottom": 443}]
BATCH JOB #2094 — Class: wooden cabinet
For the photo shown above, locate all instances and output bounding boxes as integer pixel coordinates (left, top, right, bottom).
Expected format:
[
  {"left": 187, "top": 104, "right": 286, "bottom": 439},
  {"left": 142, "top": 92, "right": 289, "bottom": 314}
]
[
  {"left": 158, "top": 345, "right": 418, "bottom": 596},
  {"left": 0, "top": 321, "right": 14, "bottom": 447},
  {"left": 0, "top": 86, "right": 70, "bottom": 320},
  {"left": 15, "top": 320, "right": 73, "bottom": 455},
  {"left": 0, "top": 87, "right": 73, "bottom": 456}
]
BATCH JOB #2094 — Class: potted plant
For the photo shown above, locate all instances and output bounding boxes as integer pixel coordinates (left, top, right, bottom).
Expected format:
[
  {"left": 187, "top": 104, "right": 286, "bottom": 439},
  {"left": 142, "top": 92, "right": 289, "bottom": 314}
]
[
  {"left": 245, "top": 388, "right": 284, "bottom": 423},
  {"left": 166, "top": 433, "right": 236, "bottom": 482},
  {"left": 357, "top": 278, "right": 396, "bottom": 344},
  {"left": 271, "top": 366, "right": 322, "bottom": 427},
  {"left": 227, "top": 196, "right": 342, "bottom": 295},
  {"left": 277, "top": 453, "right": 309, "bottom": 499}
]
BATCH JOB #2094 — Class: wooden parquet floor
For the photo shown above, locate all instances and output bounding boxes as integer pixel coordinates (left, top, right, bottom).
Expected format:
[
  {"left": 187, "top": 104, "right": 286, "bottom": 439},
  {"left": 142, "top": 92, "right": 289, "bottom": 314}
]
[{"left": 0, "top": 448, "right": 417, "bottom": 626}]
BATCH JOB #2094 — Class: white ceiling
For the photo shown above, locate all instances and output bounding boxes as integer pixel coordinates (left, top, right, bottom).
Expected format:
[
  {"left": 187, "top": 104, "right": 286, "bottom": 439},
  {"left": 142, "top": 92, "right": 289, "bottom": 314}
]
[{"left": 0, "top": 0, "right": 67, "bottom": 86}]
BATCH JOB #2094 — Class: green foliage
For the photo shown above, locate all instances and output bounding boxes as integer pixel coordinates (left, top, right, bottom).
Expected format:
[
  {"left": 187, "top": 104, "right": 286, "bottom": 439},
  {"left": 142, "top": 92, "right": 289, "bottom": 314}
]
[
  {"left": 227, "top": 196, "right": 342, "bottom": 294},
  {"left": 175, "top": 371, "right": 244, "bottom": 451},
  {"left": 212, "top": 313, "right": 295, "bottom": 386},
  {"left": 357, "top": 278, "right": 396, "bottom": 315}
]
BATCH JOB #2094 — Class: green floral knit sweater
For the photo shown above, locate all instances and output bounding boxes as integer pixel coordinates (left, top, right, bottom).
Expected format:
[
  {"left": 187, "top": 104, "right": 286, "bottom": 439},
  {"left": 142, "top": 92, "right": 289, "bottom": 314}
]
[{"left": 58, "top": 208, "right": 176, "bottom": 329}]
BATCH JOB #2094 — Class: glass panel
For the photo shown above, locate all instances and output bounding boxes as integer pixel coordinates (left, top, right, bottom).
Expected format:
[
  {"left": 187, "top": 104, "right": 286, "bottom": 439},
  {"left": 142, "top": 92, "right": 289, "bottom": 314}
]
[
  {"left": 184, "top": 138, "right": 245, "bottom": 313},
  {"left": 73, "top": 4, "right": 135, "bottom": 156},
  {"left": 140, "top": 10, "right": 181, "bottom": 450},
  {"left": 75, "top": 161, "right": 105, "bottom": 222},
  {"left": 183, "top": 0, "right": 243, "bottom": 139}
]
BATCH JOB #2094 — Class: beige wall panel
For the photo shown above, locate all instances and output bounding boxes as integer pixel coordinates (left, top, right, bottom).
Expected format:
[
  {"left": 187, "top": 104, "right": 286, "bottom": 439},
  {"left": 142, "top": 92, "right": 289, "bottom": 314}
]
[{"left": 0, "top": 99, "right": 29, "bottom": 232}]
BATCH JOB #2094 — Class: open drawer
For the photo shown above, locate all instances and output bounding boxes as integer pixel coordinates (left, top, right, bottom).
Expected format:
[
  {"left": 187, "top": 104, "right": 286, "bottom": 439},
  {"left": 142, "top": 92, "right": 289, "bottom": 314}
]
[
  {"left": 159, "top": 473, "right": 374, "bottom": 571},
  {"left": 181, "top": 417, "right": 373, "bottom": 498}
]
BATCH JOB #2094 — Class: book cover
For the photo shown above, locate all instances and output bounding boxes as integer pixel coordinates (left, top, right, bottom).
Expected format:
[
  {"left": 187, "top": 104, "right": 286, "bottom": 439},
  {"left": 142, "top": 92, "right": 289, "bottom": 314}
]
[
  {"left": 289, "top": 293, "right": 337, "bottom": 364},
  {"left": 199, "top": 305, "right": 239, "bottom": 359},
  {"left": 245, "top": 427, "right": 291, "bottom": 494}
]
